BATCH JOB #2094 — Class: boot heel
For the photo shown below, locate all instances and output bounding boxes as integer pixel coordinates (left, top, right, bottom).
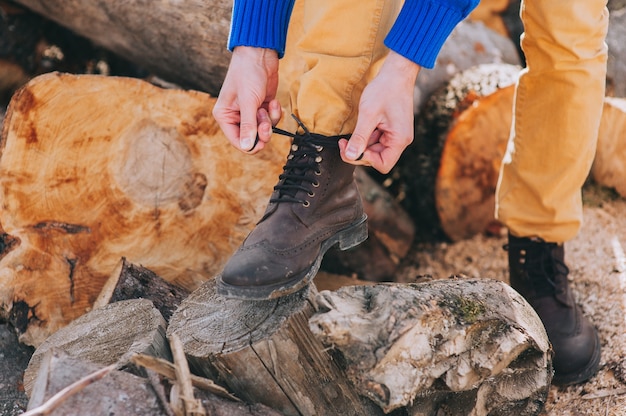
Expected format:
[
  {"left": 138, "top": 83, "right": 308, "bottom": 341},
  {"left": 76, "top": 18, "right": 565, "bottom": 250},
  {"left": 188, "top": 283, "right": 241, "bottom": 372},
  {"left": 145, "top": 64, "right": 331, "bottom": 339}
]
[{"left": 338, "top": 215, "right": 368, "bottom": 250}]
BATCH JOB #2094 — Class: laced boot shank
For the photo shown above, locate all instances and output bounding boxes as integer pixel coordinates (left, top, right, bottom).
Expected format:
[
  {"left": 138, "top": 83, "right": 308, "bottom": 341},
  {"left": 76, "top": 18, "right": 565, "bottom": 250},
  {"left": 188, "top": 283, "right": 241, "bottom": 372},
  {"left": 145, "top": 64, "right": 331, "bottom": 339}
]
[
  {"left": 507, "top": 233, "right": 601, "bottom": 385},
  {"left": 218, "top": 126, "right": 367, "bottom": 300}
]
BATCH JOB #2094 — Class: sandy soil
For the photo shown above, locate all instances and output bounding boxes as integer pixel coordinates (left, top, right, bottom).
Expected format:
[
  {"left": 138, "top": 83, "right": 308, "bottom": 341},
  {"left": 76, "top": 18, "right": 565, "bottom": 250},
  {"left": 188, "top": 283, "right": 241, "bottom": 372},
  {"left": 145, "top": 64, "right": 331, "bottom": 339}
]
[{"left": 395, "top": 185, "right": 626, "bottom": 416}]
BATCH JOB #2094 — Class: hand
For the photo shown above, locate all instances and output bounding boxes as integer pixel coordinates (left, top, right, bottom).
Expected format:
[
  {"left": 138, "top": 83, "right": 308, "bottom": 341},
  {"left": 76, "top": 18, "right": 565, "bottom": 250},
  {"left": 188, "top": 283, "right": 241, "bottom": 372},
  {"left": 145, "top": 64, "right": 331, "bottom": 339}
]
[
  {"left": 212, "top": 46, "right": 283, "bottom": 153},
  {"left": 339, "top": 51, "right": 421, "bottom": 173}
]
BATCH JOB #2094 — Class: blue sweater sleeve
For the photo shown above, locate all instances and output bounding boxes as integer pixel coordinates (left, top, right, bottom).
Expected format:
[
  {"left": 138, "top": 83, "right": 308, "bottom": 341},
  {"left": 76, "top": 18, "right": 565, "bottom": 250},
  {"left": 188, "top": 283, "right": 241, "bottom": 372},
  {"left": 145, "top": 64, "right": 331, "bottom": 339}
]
[
  {"left": 228, "top": 0, "right": 478, "bottom": 65},
  {"left": 228, "top": 0, "right": 296, "bottom": 58},
  {"left": 385, "top": 0, "right": 479, "bottom": 68}
]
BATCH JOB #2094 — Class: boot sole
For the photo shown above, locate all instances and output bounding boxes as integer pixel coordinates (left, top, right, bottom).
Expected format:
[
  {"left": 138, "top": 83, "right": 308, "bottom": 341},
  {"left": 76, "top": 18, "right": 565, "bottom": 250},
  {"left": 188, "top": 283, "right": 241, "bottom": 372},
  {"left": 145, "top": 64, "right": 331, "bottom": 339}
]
[
  {"left": 552, "top": 330, "right": 602, "bottom": 386},
  {"left": 216, "top": 215, "right": 368, "bottom": 300}
]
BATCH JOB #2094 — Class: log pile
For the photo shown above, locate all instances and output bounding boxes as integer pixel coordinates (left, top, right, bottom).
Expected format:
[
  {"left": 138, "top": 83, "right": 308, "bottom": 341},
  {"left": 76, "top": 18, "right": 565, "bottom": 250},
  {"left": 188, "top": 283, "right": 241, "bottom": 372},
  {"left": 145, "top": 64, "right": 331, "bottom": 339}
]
[
  {"left": 2, "top": 2, "right": 626, "bottom": 415},
  {"left": 21, "top": 269, "right": 552, "bottom": 416}
]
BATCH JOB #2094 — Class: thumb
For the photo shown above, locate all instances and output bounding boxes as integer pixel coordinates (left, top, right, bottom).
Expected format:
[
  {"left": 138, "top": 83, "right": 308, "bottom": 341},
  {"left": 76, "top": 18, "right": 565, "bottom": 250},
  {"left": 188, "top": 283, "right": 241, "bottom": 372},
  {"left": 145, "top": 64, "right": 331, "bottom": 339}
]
[
  {"left": 344, "top": 118, "right": 376, "bottom": 161},
  {"left": 238, "top": 101, "right": 259, "bottom": 152}
]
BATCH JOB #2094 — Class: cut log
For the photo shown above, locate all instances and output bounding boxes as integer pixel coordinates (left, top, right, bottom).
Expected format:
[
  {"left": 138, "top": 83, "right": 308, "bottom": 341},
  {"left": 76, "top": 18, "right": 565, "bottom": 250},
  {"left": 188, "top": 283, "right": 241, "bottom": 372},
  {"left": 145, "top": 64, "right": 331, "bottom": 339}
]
[
  {"left": 93, "top": 257, "right": 190, "bottom": 323},
  {"left": 389, "top": 63, "right": 520, "bottom": 242},
  {"left": 12, "top": 0, "right": 233, "bottom": 96},
  {"left": 27, "top": 349, "right": 286, "bottom": 416},
  {"left": 167, "top": 280, "right": 383, "bottom": 416},
  {"left": 435, "top": 84, "right": 515, "bottom": 241},
  {"left": 27, "top": 351, "right": 164, "bottom": 416},
  {"left": 309, "top": 279, "right": 552, "bottom": 415},
  {"left": 591, "top": 97, "right": 626, "bottom": 198},
  {"left": 0, "top": 73, "right": 290, "bottom": 347},
  {"left": 23, "top": 298, "right": 170, "bottom": 396}
]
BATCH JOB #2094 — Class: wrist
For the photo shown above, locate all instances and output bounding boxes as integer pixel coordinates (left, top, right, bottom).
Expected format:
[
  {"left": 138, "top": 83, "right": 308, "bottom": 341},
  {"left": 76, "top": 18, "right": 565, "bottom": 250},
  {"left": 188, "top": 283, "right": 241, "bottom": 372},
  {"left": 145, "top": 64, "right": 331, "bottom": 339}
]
[
  {"left": 233, "top": 46, "right": 279, "bottom": 61},
  {"left": 382, "top": 51, "right": 421, "bottom": 84}
]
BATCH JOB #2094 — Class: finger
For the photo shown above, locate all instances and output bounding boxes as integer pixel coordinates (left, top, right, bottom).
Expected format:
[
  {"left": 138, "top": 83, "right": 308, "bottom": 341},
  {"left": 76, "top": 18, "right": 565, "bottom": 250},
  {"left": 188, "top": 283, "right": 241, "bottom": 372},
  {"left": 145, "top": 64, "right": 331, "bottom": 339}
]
[
  {"left": 367, "top": 144, "right": 404, "bottom": 174},
  {"left": 256, "top": 108, "right": 273, "bottom": 145},
  {"left": 212, "top": 103, "right": 243, "bottom": 149},
  {"left": 268, "top": 99, "right": 282, "bottom": 126}
]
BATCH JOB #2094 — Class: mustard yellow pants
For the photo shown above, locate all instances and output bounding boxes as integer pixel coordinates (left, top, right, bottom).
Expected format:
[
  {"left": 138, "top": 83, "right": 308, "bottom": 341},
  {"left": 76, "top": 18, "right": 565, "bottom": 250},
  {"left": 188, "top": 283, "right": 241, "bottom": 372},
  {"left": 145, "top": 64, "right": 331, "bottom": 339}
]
[
  {"left": 278, "top": 0, "right": 401, "bottom": 135},
  {"left": 495, "top": 0, "right": 609, "bottom": 243},
  {"left": 279, "top": 0, "right": 609, "bottom": 244}
]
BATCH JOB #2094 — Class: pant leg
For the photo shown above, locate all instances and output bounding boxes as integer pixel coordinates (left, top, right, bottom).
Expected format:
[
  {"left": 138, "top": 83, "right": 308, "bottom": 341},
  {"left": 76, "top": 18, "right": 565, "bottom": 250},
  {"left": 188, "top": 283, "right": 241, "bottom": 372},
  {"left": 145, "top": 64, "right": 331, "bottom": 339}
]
[
  {"left": 278, "top": 0, "right": 402, "bottom": 135},
  {"left": 495, "top": 0, "right": 609, "bottom": 243}
]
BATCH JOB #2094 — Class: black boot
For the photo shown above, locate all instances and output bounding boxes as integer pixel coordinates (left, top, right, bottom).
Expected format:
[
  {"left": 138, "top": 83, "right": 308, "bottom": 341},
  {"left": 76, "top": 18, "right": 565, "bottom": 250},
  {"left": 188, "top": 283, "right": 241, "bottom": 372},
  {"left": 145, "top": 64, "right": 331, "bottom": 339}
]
[
  {"left": 506, "top": 233, "right": 601, "bottom": 385},
  {"left": 217, "top": 123, "right": 367, "bottom": 300}
]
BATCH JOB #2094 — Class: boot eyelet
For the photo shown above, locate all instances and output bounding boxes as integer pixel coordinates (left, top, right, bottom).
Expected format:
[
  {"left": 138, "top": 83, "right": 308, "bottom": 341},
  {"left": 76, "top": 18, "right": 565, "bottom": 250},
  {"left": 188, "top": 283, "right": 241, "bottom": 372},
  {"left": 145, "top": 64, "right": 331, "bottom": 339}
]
[
  {"left": 308, "top": 191, "right": 315, "bottom": 197},
  {"left": 315, "top": 156, "right": 322, "bottom": 163},
  {"left": 312, "top": 181, "right": 320, "bottom": 187},
  {"left": 302, "top": 201, "right": 310, "bottom": 207},
  {"left": 315, "top": 170, "right": 321, "bottom": 176}
]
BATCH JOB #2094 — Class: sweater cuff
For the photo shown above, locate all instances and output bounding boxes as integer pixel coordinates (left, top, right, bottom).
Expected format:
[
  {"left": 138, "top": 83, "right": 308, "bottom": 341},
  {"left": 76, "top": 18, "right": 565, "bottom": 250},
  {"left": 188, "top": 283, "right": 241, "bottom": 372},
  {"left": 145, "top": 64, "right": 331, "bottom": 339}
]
[
  {"left": 385, "top": 0, "right": 478, "bottom": 69},
  {"left": 228, "top": 0, "right": 296, "bottom": 58}
]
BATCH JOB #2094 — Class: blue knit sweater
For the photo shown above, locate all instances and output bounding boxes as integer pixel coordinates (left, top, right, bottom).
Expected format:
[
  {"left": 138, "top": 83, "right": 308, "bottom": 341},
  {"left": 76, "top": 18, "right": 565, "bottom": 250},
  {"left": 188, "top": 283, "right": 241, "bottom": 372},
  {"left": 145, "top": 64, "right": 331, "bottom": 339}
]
[{"left": 228, "top": 0, "right": 479, "bottom": 69}]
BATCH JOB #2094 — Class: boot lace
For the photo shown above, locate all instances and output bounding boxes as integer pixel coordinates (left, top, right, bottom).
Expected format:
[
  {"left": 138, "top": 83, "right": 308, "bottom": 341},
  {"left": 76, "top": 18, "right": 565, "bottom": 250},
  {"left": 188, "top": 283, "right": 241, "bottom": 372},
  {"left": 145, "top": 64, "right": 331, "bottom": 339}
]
[{"left": 270, "top": 116, "right": 350, "bottom": 206}]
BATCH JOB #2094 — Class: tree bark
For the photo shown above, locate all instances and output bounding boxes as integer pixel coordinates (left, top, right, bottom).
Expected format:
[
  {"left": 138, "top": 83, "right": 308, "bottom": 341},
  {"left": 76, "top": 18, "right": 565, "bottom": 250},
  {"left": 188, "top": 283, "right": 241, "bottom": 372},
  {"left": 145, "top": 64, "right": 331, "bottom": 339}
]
[
  {"left": 167, "top": 280, "right": 383, "bottom": 416},
  {"left": 11, "top": 0, "right": 233, "bottom": 96},
  {"left": 93, "top": 258, "right": 190, "bottom": 323}
]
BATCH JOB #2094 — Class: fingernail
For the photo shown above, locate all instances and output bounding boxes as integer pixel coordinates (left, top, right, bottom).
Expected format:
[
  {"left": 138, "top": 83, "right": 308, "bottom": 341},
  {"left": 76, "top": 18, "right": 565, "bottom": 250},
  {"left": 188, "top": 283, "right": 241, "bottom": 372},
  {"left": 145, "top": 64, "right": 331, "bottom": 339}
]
[
  {"left": 345, "top": 145, "right": 359, "bottom": 160},
  {"left": 241, "top": 137, "right": 253, "bottom": 150}
]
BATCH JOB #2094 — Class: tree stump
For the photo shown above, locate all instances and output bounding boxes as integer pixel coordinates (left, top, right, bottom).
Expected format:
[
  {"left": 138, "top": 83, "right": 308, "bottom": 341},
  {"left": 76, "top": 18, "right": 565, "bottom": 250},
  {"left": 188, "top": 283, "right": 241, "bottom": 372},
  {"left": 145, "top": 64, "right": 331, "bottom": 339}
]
[
  {"left": 167, "top": 280, "right": 383, "bottom": 416},
  {"left": 389, "top": 63, "right": 520, "bottom": 242},
  {"left": 592, "top": 96, "right": 626, "bottom": 198},
  {"left": 23, "top": 298, "right": 169, "bottom": 396},
  {"left": 309, "top": 279, "right": 552, "bottom": 415}
]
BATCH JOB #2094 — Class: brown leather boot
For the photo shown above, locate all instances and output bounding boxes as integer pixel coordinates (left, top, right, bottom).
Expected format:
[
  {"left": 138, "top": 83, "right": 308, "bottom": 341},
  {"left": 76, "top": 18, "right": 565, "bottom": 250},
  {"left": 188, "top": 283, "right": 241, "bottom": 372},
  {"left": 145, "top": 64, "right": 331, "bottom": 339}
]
[
  {"left": 506, "top": 233, "right": 601, "bottom": 385},
  {"left": 217, "top": 124, "right": 367, "bottom": 300}
]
